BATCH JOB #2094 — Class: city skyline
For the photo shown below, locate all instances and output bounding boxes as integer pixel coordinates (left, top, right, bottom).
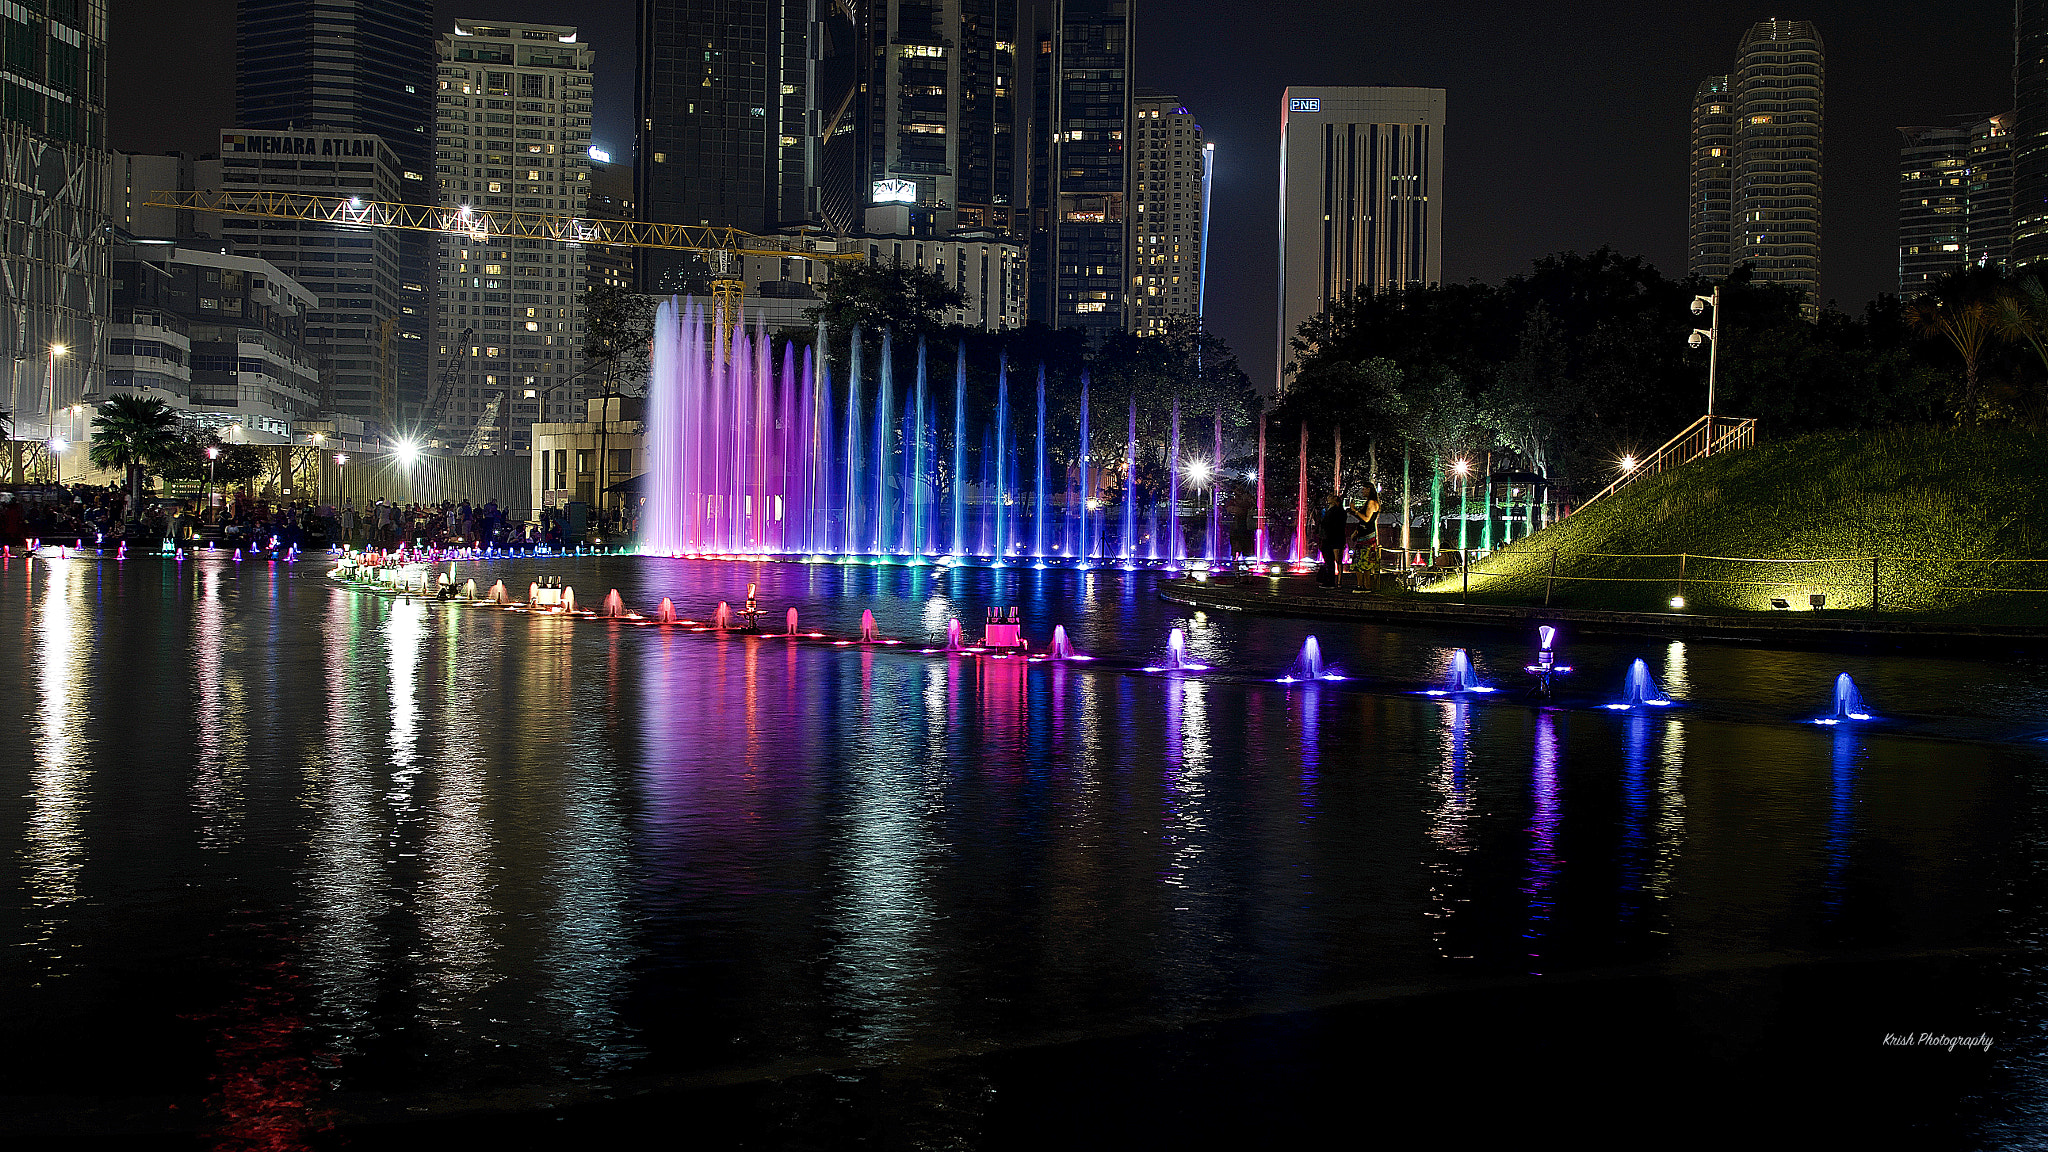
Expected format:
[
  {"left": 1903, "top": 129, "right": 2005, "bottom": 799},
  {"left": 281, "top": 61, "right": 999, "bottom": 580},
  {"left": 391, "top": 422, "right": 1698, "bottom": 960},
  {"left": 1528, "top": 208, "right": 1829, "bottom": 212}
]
[{"left": 113, "top": 1, "right": 2010, "bottom": 382}]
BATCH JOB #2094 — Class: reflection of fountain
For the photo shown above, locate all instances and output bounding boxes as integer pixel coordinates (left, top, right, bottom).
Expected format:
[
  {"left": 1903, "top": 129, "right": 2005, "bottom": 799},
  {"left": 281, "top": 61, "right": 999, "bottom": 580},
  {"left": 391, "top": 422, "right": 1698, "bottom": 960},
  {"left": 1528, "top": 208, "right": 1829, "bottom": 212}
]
[
  {"left": 860, "top": 609, "right": 879, "bottom": 643},
  {"left": 1279, "top": 635, "right": 1341, "bottom": 683},
  {"left": 1606, "top": 659, "right": 1672, "bottom": 709},
  {"left": 656, "top": 597, "right": 678, "bottom": 624},
  {"left": 1816, "top": 673, "right": 1872, "bottom": 724}
]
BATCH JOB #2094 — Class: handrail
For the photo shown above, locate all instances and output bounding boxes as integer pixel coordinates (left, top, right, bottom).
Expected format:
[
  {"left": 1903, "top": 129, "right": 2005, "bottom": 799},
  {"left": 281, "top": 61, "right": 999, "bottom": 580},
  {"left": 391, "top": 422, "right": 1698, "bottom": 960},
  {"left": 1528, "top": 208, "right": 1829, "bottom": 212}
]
[{"left": 1577, "top": 414, "right": 1756, "bottom": 510}]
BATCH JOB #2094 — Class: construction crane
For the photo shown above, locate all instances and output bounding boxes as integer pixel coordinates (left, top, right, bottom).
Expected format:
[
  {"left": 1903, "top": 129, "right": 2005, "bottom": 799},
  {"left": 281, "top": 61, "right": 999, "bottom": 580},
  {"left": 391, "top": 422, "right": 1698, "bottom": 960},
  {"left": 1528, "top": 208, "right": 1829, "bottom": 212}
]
[
  {"left": 462, "top": 393, "right": 502, "bottom": 457},
  {"left": 142, "top": 189, "right": 865, "bottom": 342}
]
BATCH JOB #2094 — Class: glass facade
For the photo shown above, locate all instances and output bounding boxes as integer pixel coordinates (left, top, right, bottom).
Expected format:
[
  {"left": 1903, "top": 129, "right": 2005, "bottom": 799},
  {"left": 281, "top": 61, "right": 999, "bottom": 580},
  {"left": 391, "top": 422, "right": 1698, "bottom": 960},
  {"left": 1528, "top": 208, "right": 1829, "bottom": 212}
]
[
  {"left": 1027, "top": 0, "right": 1133, "bottom": 333},
  {"left": 1899, "top": 115, "right": 2012, "bottom": 297}
]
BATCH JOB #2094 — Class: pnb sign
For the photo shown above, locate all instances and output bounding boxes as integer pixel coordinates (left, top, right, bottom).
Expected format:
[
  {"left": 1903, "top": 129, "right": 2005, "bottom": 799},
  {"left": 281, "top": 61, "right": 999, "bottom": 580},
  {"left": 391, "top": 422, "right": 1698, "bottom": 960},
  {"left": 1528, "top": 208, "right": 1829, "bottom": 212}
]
[{"left": 1289, "top": 97, "right": 1321, "bottom": 113}]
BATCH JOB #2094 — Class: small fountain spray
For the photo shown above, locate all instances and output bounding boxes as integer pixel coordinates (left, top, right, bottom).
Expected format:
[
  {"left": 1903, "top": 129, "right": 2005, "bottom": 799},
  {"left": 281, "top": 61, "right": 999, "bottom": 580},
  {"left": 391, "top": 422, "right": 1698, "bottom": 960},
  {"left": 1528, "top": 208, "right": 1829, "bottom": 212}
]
[
  {"left": 1146, "top": 627, "right": 1207, "bottom": 672},
  {"left": 602, "top": 590, "right": 625, "bottom": 617},
  {"left": 1524, "top": 625, "right": 1574, "bottom": 700},
  {"left": 461, "top": 579, "right": 479, "bottom": 600},
  {"left": 1428, "top": 649, "right": 1493, "bottom": 694},
  {"left": 529, "top": 582, "right": 542, "bottom": 606},
  {"left": 1817, "top": 673, "right": 1872, "bottom": 724},
  {"left": 656, "top": 597, "right": 678, "bottom": 624},
  {"left": 1608, "top": 659, "right": 1672, "bottom": 709},
  {"left": 714, "top": 601, "right": 733, "bottom": 630},
  {"left": 561, "top": 587, "right": 578, "bottom": 613},
  {"left": 488, "top": 580, "right": 509, "bottom": 605},
  {"left": 945, "top": 618, "right": 964, "bottom": 651},
  {"left": 1280, "top": 635, "right": 1340, "bottom": 683},
  {"left": 860, "top": 609, "right": 879, "bottom": 643},
  {"left": 787, "top": 607, "right": 801, "bottom": 635},
  {"left": 1049, "top": 625, "right": 1075, "bottom": 659}
]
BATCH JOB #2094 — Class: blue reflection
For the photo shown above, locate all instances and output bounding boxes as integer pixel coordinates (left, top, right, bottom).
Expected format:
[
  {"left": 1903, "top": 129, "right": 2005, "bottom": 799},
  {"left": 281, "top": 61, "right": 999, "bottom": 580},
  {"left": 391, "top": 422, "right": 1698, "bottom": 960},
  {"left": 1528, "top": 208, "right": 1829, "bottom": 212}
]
[
  {"left": 1619, "top": 710, "right": 1651, "bottom": 923},
  {"left": 1524, "top": 709, "right": 1562, "bottom": 974},
  {"left": 1824, "top": 725, "right": 1860, "bottom": 918}
]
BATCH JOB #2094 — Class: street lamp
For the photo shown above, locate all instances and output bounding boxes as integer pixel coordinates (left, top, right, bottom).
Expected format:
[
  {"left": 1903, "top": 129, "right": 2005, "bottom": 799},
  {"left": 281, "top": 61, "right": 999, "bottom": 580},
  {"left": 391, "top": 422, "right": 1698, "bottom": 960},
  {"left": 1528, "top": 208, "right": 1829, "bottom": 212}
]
[
  {"left": 44, "top": 343, "right": 64, "bottom": 445},
  {"left": 1690, "top": 286, "right": 1720, "bottom": 421},
  {"left": 206, "top": 445, "right": 219, "bottom": 509}
]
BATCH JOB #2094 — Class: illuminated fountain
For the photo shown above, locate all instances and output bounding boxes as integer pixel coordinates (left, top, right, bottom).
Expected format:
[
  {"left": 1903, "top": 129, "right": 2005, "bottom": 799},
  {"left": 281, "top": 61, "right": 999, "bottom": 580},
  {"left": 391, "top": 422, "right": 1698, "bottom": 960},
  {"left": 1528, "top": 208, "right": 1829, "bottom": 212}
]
[
  {"left": 1425, "top": 649, "right": 1494, "bottom": 695},
  {"left": 1816, "top": 673, "right": 1872, "bottom": 725},
  {"left": 1279, "top": 636, "right": 1342, "bottom": 683},
  {"left": 656, "top": 597, "right": 678, "bottom": 624},
  {"left": 602, "top": 589, "right": 625, "bottom": 618},
  {"left": 1606, "top": 659, "right": 1672, "bottom": 710},
  {"left": 635, "top": 298, "right": 1237, "bottom": 564},
  {"left": 860, "top": 609, "right": 879, "bottom": 643},
  {"left": 713, "top": 601, "right": 732, "bottom": 630},
  {"left": 945, "top": 618, "right": 964, "bottom": 651},
  {"left": 1145, "top": 627, "right": 1207, "bottom": 673},
  {"left": 787, "top": 607, "right": 801, "bottom": 636}
]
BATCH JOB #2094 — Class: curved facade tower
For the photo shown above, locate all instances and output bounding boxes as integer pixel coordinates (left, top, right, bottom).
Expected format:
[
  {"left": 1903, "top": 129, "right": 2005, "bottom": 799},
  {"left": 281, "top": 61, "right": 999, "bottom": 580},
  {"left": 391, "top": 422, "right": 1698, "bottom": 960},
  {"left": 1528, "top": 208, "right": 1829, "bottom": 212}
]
[{"left": 1687, "top": 76, "right": 1733, "bottom": 283}]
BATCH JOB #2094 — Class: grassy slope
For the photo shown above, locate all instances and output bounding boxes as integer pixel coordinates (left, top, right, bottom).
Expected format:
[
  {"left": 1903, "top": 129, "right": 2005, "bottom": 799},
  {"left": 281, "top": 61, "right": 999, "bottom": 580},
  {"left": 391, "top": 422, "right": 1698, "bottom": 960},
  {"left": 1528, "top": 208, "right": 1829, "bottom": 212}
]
[{"left": 1422, "top": 426, "right": 2048, "bottom": 623}]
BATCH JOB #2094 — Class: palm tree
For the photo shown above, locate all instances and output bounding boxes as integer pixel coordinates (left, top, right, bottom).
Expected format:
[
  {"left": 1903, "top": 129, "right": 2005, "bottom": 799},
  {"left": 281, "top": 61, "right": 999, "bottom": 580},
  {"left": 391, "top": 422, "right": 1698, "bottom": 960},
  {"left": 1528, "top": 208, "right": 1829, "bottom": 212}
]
[
  {"left": 1910, "top": 293, "right": 1997, "bottom": 426},
  {"left": 90, "top": 395, "right": 181, "bottom": 503}
]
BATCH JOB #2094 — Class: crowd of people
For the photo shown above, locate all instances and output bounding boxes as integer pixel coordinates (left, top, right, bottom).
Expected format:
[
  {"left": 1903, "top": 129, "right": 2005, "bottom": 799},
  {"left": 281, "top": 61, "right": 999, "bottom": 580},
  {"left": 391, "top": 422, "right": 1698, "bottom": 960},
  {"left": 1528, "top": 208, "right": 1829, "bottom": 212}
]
[{"left": 0, "top": 484, "right": 613, "bottom": 554}]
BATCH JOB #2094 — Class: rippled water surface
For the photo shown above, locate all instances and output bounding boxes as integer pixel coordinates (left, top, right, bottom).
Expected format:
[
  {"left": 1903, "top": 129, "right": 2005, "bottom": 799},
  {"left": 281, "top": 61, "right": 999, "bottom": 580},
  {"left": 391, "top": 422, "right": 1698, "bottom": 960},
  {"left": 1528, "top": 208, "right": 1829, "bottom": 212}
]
[{"left": 3, "top": 554, "right": 2048, "bottom": 1148}]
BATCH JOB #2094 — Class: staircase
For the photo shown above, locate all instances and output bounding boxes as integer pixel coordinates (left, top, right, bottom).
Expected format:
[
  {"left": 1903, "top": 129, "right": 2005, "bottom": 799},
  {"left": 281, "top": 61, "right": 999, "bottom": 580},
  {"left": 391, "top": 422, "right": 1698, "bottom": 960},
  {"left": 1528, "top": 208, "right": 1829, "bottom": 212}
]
[{"left": 1577, "top": 414, "right": 1756, "bottom": 510}]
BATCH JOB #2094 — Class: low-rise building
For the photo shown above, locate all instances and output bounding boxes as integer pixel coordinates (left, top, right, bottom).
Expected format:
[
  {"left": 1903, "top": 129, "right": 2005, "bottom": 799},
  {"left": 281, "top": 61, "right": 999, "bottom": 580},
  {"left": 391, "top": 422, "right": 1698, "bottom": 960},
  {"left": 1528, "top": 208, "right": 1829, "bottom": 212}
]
[
  {"left": 531, "top": 394, "right": 644, "bottom": 528},
  {"left": 108, "top": 240, "right": 322, "bottom": 443}
]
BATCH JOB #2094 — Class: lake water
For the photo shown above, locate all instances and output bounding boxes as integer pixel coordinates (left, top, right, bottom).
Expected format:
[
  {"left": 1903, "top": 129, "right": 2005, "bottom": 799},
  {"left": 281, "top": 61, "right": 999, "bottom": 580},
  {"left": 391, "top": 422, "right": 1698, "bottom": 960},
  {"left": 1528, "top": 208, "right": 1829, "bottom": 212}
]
[{"left": 3, "top": 554, "right": 2046, "bottom": 1148}]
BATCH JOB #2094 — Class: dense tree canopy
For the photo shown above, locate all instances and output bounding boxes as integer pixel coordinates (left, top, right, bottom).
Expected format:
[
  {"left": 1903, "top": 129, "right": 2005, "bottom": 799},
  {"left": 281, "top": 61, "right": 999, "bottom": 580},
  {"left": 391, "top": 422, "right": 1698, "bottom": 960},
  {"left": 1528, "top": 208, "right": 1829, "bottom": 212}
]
[{"left": 1276, "top": 248, "right": 1965, "bottom": 500}]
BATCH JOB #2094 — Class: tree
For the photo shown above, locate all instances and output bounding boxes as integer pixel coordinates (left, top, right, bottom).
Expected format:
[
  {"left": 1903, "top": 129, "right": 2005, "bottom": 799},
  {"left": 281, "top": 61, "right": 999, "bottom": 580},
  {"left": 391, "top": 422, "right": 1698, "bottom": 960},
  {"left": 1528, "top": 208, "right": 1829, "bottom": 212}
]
[
  {"left": 89, "top": 396, "right": 181, "bottom": 502},
  {"left": 803, "top": 260, "right": 965, "bottom": 341},
  {"left": 1910, "top": 268, "right": 2003, "bottom": 424},
  {"left": 583, "top": 282, "right": 657, "bottom": 395}
]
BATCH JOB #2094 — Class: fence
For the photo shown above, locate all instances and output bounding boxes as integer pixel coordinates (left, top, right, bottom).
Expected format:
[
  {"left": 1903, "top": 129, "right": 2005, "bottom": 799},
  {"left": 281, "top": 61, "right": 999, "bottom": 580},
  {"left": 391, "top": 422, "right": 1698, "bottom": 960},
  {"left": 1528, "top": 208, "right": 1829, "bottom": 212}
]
[
  {"left": 1577, "top": 414, "right": 1756, "bottom": 510},
  {"left": 1416, "top": 550, "right": 2048, "bottom": 615}
]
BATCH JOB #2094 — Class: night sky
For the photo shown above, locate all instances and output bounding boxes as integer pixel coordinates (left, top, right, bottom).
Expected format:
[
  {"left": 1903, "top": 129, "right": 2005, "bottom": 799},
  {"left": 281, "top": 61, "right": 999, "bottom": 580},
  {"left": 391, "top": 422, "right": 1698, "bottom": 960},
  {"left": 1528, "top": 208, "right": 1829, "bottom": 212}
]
[{"left": 116, "top": 1, "right": 2012, "bottom": 388}]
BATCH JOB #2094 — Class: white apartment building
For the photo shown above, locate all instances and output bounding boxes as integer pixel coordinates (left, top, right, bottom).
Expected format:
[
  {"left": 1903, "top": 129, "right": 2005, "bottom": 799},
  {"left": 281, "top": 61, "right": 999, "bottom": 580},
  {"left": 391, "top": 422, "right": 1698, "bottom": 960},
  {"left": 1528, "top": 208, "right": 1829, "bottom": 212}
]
[{"left": 1130, "top": 90, "right": 1208, "bottom": 335}]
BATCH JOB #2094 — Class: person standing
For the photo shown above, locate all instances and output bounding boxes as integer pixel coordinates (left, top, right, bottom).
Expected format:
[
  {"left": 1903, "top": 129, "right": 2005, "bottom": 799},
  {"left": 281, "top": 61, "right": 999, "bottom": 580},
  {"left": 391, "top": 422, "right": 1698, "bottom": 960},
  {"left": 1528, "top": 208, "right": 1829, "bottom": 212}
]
[
  {"left": 1348, "top": 485, "right": 1384, "bottom": 592},
  {"left": 1316, "top": 491, "right": 1348, "bottom": 588}
]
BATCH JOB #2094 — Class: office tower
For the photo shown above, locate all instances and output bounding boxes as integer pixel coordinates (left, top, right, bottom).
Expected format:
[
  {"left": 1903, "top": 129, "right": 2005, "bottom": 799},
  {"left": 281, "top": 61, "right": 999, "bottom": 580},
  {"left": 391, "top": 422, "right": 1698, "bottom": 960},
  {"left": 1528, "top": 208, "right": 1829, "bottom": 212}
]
[
  {"left": 1275, "top": 86, "right": 1444, "bottom": 393},
  {"left": 202, "top": 132, "right": 407, "bottom": 428},
  {"left": 857, "top": 1, "right": 1020, "bottom": 237},
  {"left": 2014, "top": 2, "right": 2048, "bottom": 265},
  {"left": 1689, "top": 20, "right": 1823, "bottom": 308},
  {"left": 1, "top": 0, "right": 109, "bottom": 449},
  {"left": 1127, "top": 90, "right": 1204, "bottom": 335},
  {"left": 586, "top": 159, "right": 636, "bottom": 295},
  {"left": 236, "top": 0, "right": 435, "bottom": 429},
  {"left": 1688, "top": 77, "right": 1734, "bottom": 281},
  {"left": 1899, "top": 115, "right": 2014, "bottom": 296},
  {"left": 635, "top": 2, "right": 858, "bottom": 292},
  {"left": 431, "top": 19, "right": 596, "bottom": 454},
  {"left": 1028, "top": 0, "right": 1134, "bottom": 333}
]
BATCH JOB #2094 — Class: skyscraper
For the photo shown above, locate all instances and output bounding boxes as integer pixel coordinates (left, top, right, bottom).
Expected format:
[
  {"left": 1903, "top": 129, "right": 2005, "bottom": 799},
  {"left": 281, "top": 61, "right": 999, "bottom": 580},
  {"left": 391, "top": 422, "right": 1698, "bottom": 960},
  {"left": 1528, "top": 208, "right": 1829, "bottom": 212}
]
[
  {"left": 2, "top": 0, "right": 109, "bottom": 452},
  {"left": 1899, "top": 115, "right": 2013, "bottom": 296},
  {"left": 1688, "top": 20, "right": 1823, "bottom": 309},
  {"left": 235, "top": 0, "right": 435, "bottom": 430},
  {"left": 857, "top": 1, "right": 1021, "bottom": 238},
  {"left": 2012, "top": 1, "right": 2048, "bottom": 266},
  {"left": 430, "top": 19, "right": 596, "bottom": 453},
  {"left": 1028, "top": 0, "right": 1135, "bottom": 333},
  {"left": 635, "top": 1, "right": 858, "bottom": 291},
  {"left": 1128, "top": 89, "right": 1204, "bottom": 335},
  {"left": 1688, "top": 77, "right": 1733, "bottom": 282},
  {"left": 1275, "top": 86, "right": 1444, "bottom": 393}
]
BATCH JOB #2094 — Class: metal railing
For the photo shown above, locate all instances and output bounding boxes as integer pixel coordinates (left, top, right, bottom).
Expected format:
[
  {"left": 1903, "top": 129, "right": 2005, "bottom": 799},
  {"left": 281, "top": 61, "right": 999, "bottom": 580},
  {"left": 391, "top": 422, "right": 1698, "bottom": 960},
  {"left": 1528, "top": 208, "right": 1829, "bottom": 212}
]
[{"left": 1578, "top": 414, "right": 1756, "bottom": 510}]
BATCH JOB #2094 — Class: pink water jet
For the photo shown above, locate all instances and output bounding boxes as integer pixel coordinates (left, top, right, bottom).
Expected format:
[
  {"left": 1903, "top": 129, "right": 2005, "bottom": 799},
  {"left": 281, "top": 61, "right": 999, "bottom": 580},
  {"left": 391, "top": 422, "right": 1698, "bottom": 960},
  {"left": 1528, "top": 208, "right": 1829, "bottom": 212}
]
[
  {"left": 860, "top": 609, "right": 879, "bottom": 643},
  {"left": 562, "top": 587, "right": 578, "bottom": 613},
  {"left": 657, "top": 597, "right": 678, "bottom": 623},
  {"left": 603, "top": 589, "right": 625, "bottom": 618},
  {"left": 488, "top": 580, "right": 509, "bottom": 605},
  {"left": 714, "top": 602, "right": 733, "bottom": 630},
  {"left": 945, "top": 618, "right": 963, "bottom": 651},
  {"left": 787, "top": 607, "right": 800, "bottom": 635}
]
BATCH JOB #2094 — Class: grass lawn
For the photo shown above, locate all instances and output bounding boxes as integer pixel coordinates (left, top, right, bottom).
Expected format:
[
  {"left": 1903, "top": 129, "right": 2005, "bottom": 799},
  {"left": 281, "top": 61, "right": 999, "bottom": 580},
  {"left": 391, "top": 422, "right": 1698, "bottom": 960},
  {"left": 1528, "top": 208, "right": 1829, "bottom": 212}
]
[{"left": 1415, "top": 425, "right": 2048, "bottom": 625}]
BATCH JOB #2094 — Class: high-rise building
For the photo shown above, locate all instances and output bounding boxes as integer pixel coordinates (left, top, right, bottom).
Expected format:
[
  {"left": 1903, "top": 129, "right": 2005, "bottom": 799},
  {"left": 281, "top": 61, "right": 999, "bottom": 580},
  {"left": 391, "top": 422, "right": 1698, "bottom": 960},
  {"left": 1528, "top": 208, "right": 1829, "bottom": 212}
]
[
  {"left": 1689, "top": 20, "right": 1823, "bottom": 309},
  {"left": 1899, "top": 115, "right": 2013, "bottom": 296},
  {"left": 1688, "top": 77, "right": 1734, "bottom": 282},
  {"left": 430, "top": 20, "right": 596, "bottom": 454},
  {"left": 235, "top": 0, "right": 435, "bottom": 430},
  {"left": 1028, "top": 0, "right": 1134, "bottom": 334},
  {"left": 2, "top": 0, "right": 109, "bottom": 450},
  {"left": 1275, "top": 86, "right": 1444, "bottom": 393},
  {"left": 635, "top": 2, "right": 860, "bottom": 291},
  {"left": 586, "top": 159, "right": 636, "bottom": 295},
  {"left": 857, "top": 1, "right": 1021, "bottom": 238},
  {"left": 2013, "top": 1, "right": 2048, "bottom": 266},
  {"left": 1128, "top": 90, "right": 1204, "bottom": 335},
  {"left": 200, "top": 131, "right": 408, "bottom": 430}
]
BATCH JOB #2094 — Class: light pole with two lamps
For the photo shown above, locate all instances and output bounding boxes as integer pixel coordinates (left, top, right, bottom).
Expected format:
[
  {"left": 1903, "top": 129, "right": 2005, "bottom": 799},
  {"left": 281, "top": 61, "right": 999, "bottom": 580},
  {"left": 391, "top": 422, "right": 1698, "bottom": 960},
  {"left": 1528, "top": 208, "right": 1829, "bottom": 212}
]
[{"left": 1690, "top": 286, "right": 1720, "bottom": 437}]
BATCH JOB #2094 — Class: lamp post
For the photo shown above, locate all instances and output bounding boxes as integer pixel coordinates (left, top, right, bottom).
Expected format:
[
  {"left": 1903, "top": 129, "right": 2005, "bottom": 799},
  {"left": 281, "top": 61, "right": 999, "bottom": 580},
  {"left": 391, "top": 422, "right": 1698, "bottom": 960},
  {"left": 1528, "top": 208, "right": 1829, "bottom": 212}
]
[
  {"left": 1690, "top": 286, "right": 1720, "bottom": 423},
  {"left": 206, "top": 445, "right": 219, "bottom": 511},
  {"left": 43, "top": 345, "right": 64, "bottom": 463}
]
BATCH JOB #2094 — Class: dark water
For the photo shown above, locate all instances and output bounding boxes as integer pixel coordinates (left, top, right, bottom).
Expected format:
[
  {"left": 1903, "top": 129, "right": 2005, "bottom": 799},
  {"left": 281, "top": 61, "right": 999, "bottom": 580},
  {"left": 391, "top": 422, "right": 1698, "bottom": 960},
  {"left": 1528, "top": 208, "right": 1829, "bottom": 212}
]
[{"left": 4, "top": 554, "right": 2048, "bottom": 1148}]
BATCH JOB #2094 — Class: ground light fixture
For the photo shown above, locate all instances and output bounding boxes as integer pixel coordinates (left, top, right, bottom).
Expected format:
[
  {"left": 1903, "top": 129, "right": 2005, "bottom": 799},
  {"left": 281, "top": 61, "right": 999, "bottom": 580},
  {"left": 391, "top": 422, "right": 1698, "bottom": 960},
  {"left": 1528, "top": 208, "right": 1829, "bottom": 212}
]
[
  {"left": 1771, "top": 597, "right": 1792, "bottom": 610},
  {"left": 1809, "top": 593, "right": 1827, "bottom": 610},
  {"left": 1670, "top": 596, "right": 1686, "bottom": 610}
]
